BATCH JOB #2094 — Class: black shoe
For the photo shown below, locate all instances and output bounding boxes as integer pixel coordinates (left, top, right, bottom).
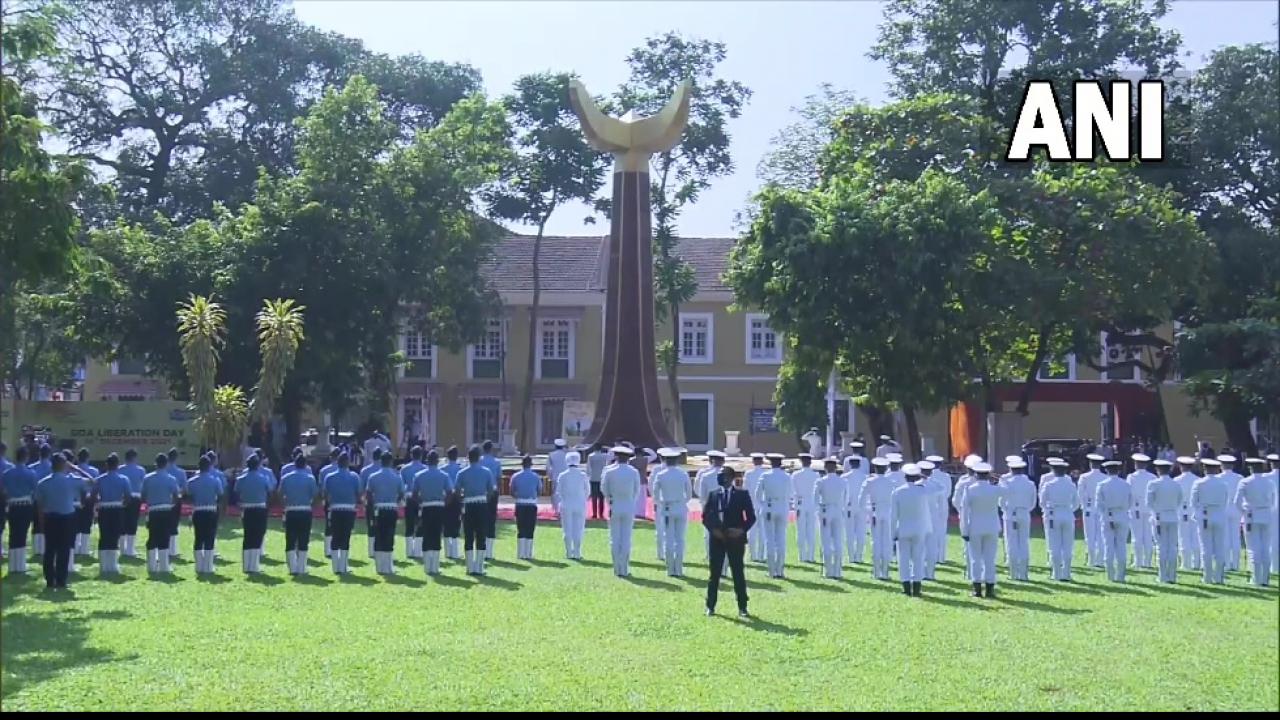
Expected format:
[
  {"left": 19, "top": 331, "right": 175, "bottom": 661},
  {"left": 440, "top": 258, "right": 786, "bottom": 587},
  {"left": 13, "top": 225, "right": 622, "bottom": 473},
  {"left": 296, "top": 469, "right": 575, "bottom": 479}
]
[
  {"left": 911, "top": 581, "right": 922, "bottom": 597},
  {"left": 902, "top": 581, "right": 912, "bottom": 596},
  {"left": 972, "top": 582, "right": 983, "bottom": 598},
  {"left": 738, "top": 608, "right": 750, "bottom": 619},
  {"left": 985, "top": 583, "right": 996, "bottom": 599},
  {"left": 705, "top": 607, "right": 715, "bottom": 617}
]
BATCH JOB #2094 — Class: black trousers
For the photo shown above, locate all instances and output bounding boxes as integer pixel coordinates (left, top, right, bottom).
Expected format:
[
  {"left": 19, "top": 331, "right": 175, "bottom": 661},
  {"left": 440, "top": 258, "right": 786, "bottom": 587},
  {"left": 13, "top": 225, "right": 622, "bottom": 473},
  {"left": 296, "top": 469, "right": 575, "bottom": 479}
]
[
  {"left": 707, "top": 538, "right": 749, "bottom": 612},
  {"left": 419, "top": 505, "right": 444, "bottom": 551},
  {"left": 0, "top": 504, "right": 6, "bottom": 546},
  {"left": 322, "top": 501, "right": 331, "bottom": 537},
  {"left": 374, "top": 508, "right": 397, "bottom": 552},
  {"left": 364, "top": 498, "right": 375, "bottom": 535},
  {"left": 487, "top": 495, "right": 498, "bottom": 538},
  {"left": 515, "top": 504, "right": 537, "bottom": 539},
  {"left": 242, "top": 507, "right": 268, "bottom": 551},
  {"left": 7, "top": 504, "right": 33, "bottom": 550},
  {"left": 590, "top": 482, "right": 604, "bottom": 518},
  {"left": 170, "top": 505, "right": 181, "bottom": 537},
  {"left": 123, "top": 497, "right": 141, "bottom": 535},
  {"left": 285, "top": 510, "right": 312, "bottom": 552},
  {"left": 329, "top": 509, "right": 356, "bottom": 551},
  {"left": 192, "top": 509, "right": 218, "bottom": 551},
  {"left": 404, "top": 499, "right": 419, "bottom": 540},
  {"left": 147, "top": 509, "right": 173, "bottom": 550},
  {"left": 77, "top": 499, "right": 96, "bottom": 534},
  {"left": 41, "top": 512, "right": 76, "bottom": 587},
  {"left": 98, "top": 507, "right": 124, "bottom": 551},
  {"left": 463, "top": 503, "right": 487, "bottom": 551},
  {"left": 443, "top": 498, "right": 462, "bottom": 538}
]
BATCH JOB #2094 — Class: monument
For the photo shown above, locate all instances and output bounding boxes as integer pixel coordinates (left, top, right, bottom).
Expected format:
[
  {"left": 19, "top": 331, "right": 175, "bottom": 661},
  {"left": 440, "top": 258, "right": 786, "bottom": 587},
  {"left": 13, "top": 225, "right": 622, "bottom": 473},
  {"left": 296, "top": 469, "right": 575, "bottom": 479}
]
[{"left": 568, "top": 79, "right": 690, "bottom": 449}]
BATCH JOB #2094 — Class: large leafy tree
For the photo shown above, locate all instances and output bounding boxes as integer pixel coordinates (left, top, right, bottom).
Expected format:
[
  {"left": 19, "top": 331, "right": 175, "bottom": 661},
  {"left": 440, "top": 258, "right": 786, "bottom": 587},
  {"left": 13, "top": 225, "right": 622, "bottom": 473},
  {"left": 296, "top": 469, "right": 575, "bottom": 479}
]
[
  {"left": 1169, "top": 44, "right": 1280, "bottom": 453},
  {"left": 22, "top": 0, "right": 481, "bottom": 223},
  {"left": 487, "top": 72, "right": 607, "bottom": 451},
  {"left": 614, "top": 32, "right": 751, "bottom": 442},
  {"left": 757, "top": 84, "right": 860, "bottom": 190}
]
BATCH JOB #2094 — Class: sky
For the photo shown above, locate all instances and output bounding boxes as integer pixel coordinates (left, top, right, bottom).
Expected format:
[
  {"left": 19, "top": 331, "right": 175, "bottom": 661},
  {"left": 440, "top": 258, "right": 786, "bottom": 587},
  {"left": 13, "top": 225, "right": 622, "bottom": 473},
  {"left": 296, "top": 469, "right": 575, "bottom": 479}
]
[{"left": 294, "top": 0, "right": 1279, "bottom": 238}]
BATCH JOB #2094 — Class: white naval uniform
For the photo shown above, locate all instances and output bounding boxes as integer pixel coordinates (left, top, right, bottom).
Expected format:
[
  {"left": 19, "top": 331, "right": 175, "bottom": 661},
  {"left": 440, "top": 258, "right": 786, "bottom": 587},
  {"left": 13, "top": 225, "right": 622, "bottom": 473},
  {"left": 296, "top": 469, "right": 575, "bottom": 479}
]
[
  {"left": 1191, "top": 474, "right": 1230, "bottom": 584},
  {"left": 928, "top": 469, "right": 953, "bottom": 564},
  {"left": 813, "top": 471, "right": 847, "bottom": 578},
  {"left": 1175, "top": 471, "right": 1202, "bottom": 570},
  {"left": 860, "top": 472, "right": 896, "bottom": 580},
  {"left": 1077, "top": 468, "right": 1106, "bottom": 567},
  {"left": 696, "top": 466, "right": 722, "bottom": 560},
  {"left": 546, "top": 449, "right": 568, "bottom": 512},
  {"left": 842, "top": 466, "right": 869, "bottom": 564},
  {"left": 650, "top": 465, "right": 665, "bottom": 560},
  {"left": 755, "top": 467, "right": 792, "bottom": 577},
  {"left": 791, "top": 466, "right": 820, "bottom": 563},
  {"left": 1218, "top": 470, "right": 1244, "bottom": 570},
  {"left": 891, "top": 481, "right": 933, "bottom": 583},
  {"left": 1039, "top": 474, "right": 1078, "bottom": 580},
  {"left": 1096, "top": 475, "right": 1133, "bottom": 582},
  {"left": 999, "top": 473, "right": 1036, "bottom": 580},
  {"left": 1234, "top": 472, "right": 1275, "bottom": 586},
  {"left": 652, "top": 465, "right": 693, "bottom": 577},
  {"left": 1268, "top": 468, "right": 1280, "bottom": 574},
  {"left": 602, "top": 462, "right": 641, "bottom": 576},
  {"left": 1126, "top": 469, "right": 1156, "bottom": 568},
  {"left": 556, "top": 467, "right": 589, "bottom": 559},
  {"left": 744, "top": 465, "right": 767, "bottom": 562},
  {"left": 961, "top": 481, "right": 1004, "bottom": 585},
  {"left": 1146, "top": 474, "right": 1184, "bottom": 583},
  {"left": 952, "top": 473, "right": 978, "bottom": 579}
]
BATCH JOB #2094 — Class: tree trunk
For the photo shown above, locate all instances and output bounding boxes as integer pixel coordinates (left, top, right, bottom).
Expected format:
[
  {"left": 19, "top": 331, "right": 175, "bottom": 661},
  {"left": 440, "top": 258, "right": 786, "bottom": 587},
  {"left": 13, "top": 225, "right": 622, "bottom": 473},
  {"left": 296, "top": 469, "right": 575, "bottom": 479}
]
[
  {"left": 518, "top": 218, "right": 548, "bottom": 453},
  {"left": 1222, "top": 411, "right": 1258, "bottom": 457},
  {"left": 1016, "top": 326, "right": 1052, "bottom": 416},
  {"left": 667, "top": 301, "right": 683, "bottom": 444},
  {"left": 903, "top": 405, "right": 922, "bottom": 460}
]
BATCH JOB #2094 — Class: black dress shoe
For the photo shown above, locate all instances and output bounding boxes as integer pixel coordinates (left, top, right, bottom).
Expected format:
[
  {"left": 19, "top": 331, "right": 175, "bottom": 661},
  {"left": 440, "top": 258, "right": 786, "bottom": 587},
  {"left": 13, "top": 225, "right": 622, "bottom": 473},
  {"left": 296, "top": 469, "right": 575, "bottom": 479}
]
[
  {"left": 911, "top": 581, "right": 922, "bottom": 597},
  {"left": 985, "top": 583, "right": 996, "bottom": 598},
  {"left": 902, "top": 581, "right": 912, "bottom": 596},
  {"left": 738, "top": 609, "right": 750, "bottom": 619},
  {"left": 971, "top": 582, "right": 983, "bottom": 597},
  {"left": 705, "top": 607, "right": 715, "bottom": 617}
]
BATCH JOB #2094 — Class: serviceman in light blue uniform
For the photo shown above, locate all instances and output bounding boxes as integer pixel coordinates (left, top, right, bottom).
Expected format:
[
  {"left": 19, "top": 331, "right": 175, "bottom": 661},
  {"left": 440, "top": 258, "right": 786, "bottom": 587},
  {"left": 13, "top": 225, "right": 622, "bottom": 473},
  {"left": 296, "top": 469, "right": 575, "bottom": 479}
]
[
  {"left": 28, "top": 444, "right": 53, "bottom": 557},
  {"left": 510, "top": 455, "right": 542, "bottom": 560},
  {"left": 480, "top": 441, "right": 503, "bottom": 560},
  {"left": 367, "top": 452, "right": 404, "bottom": 575},
  {"left": 119, "top": 448, "right": 147, "bottom": 557},
  {"left": 361, "top": 447, "right": 384, "bottom": 558},
  {"left": 94, "top": 453, "right": 133, "bottom": 576},
  {"left": 74, "top": 448, "right": 99, "bottom": 558},
  {"left": 236, "top": 455, "right": 274, "bottom": 574},
  {"left": 35, "top": 454, "right": 84, "bottom": 590},
  {"left": 164, "top": 447, "right": 186, "bottom": 558},
  {"left": 400, "top": 446, "right": 426, "bottom": 560},
  {"left": 142, "top": 454, "right": 181, "bottom": 575},
  {"left": 3, "top": 448, "right": 38, "bottom": 573},
  {"left": 441, "top": 446, "right": 463, "bottom": 559},
  {"left": 412, "top": 449, "right": 452, "bottom": 575},
  {"left": 186, "top": 455, "right": 225, "bottom": 575},
  {"left": 458, "top": 445, "right": 497, "bottom": 575},
  {"left": 319, "top": 447, "right": 341, "bottom": 558},
  {"left": 281, "top": 457, "right": 319, "bottom": 576},
  {"left": 0, "top": 442, "right": 9, "bottom": 562},
  {"left": 323, "top": 452, "right": 361, "bottom": 575}
]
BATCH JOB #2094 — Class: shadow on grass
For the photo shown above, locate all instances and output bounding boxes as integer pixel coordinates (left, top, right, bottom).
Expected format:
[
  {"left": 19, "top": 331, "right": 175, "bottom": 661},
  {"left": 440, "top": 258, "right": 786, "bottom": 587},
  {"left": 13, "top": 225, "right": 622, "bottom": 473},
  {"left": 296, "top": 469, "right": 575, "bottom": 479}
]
[
  {"left": 1041, "top": 580, "right": 1103, "bottom": 595},
  {"left": 475, "top": 575, "right": 522, "bottom": 591},
  {"left": 488, "top": 559, "right": 530, "bottom": 572},
  {"left": 195, "top": 573, "right": 233, "bottom": 585},
  {"left": 622, "top": 575, "right": 681, "bottom": 592},
  {"left": 292, "top": 574, "right": 333, "bottom": 586},
  {"left": 337, "top": 573, "right": 378, "bottom": 586},
  {"left": 922, "top": 594, "right": 994, "bottom": 611},
  {"left": 145, "top": 573, "right": 186, "bottom": 584},
  {"left": 1, "top": 591, "right": 138, "bottom": 702},
  {"left": 993, "top": 595, "right": 1091, "bottom": 615},
  {"left": 726, "top": 614, "right": 810, "bottom": 637},
  {"left": 383, "top": 574, "right": 425, "bottom": 588},
  {"left": 1197, "top": 583, "right": 1277, "bottom": 599},
  {"left": 781, "top": 576, "right": 847, "bottom": 593},
  {"left": 430, "top": 573, "right": 472, "bottom": 588},
  {"left": 574, "top": 558, "right": 611, "bottom": 569},
  {"left": 244, "top": 573, "right": 284, "bottom": 586},
  {"left": 527, "top": 558, "right": 569, "bottom": 569},
  {"left": 1097, "top": 583, "right": 1151, "bottom": 597}
]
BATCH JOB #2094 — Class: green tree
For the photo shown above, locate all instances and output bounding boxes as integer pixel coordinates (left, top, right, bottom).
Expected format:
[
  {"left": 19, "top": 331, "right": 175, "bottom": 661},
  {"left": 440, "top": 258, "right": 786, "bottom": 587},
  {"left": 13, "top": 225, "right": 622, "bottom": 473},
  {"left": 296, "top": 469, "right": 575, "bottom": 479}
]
[
  {"left": 1169, "top": 44, "right": 1280, "bottom": 453},
  {"left": 487, "top": 72, "right": 607, "bottom": 451},
  {"left": 614, "top": 32, "right": 751, "bottom": 443},
  {"left": 757, "top": 84, "right": 860, "bottom": 190}
]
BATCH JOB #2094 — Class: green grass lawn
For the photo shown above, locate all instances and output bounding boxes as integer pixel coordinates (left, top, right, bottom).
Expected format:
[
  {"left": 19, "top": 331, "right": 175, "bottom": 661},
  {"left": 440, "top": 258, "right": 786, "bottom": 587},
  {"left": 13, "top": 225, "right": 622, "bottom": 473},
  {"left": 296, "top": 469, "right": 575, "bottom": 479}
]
[{"left": 2, "top": 519, "right": 1277, "bottom": 711}]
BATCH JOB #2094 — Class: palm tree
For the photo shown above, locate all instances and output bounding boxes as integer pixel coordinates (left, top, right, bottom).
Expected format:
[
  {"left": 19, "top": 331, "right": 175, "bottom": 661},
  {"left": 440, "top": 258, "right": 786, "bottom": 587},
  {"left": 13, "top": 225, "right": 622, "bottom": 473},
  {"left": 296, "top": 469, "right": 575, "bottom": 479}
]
[
  {"left": 251, "top": 298, "right": 306, "bottom": 425},
  {"left": 175, "top": 294, "right": 226, "bottom": 416},
  {"left": 203, "top": 385, "right": 249, "bottom": 462}
]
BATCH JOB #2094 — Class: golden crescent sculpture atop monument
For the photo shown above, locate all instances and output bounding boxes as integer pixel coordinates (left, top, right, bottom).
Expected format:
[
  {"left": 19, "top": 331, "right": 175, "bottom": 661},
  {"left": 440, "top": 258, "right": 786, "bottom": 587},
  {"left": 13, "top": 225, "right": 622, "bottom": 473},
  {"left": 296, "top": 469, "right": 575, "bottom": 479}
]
[{"left": 568, "top": 79, "right": 692, "bottom": 169}]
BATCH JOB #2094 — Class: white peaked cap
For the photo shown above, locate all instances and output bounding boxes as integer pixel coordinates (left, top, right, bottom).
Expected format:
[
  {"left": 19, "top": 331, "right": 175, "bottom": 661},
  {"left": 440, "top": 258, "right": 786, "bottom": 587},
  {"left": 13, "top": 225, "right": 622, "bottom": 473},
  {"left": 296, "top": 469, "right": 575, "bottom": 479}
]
[
  {"left": 918, "top": 460, "right": 936, "bottom": 470},
  {"left": 1131, "top": 453, "right": 1151, "bottom": 462},
  {"left": 902, "top": 463, "right": 921, "bottom": 476},
  {"left": 973, "top": 462, "right": 992, "bottom": 473},
  {"left": 566, "top": 452, "right": 581, "bottom": 465}
]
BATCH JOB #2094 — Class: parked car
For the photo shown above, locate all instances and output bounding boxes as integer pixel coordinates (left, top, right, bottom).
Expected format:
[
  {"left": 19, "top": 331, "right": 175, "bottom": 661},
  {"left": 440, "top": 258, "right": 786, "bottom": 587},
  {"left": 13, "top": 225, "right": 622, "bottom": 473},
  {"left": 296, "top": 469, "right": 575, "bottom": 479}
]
[{"left": 1019, "top": 438, "right": 1093, "bottom": 479}]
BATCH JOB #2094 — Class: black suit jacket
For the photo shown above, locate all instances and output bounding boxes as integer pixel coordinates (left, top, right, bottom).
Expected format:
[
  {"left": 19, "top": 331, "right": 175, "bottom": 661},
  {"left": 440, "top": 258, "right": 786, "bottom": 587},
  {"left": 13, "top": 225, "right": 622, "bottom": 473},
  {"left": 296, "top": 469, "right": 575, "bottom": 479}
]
[{"left": 702, "top": 486, "right": 757, "bottom": 542}]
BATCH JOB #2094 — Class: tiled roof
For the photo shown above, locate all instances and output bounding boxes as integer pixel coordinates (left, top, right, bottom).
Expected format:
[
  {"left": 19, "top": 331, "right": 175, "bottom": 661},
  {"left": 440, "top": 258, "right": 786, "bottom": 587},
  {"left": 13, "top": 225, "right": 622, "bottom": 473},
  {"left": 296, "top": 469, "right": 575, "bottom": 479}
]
[{"left": 482, "top": 234, "right": 735, "bottom": 294}]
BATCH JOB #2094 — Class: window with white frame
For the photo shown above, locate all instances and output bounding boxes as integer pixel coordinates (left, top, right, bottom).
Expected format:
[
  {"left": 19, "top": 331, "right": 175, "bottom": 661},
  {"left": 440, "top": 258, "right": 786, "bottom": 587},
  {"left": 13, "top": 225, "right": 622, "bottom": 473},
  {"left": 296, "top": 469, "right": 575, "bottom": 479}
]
[
  {"left": 745, "top": 314, "right": 782, "bottom": 363},
  {"left": 470, "top": 398, "right": 500, "bottom": 446},
  {"left": 679, "top": 313, "right": 713, "bottom": 364},
  {"left": 470, "top": 319, "right": 504, "bottom": 379},
  {"left": 401, "top": 331, "right": 435, "bottom": 378},
  {"left": 539, "top": 319, "right": 574, "bottom": 379},
  {"left": 1036, "top": 354, "right": 1076, "bottom": 381},
  {"left": 1102, "top": 334, "right": 1141, "bottom": 381}
]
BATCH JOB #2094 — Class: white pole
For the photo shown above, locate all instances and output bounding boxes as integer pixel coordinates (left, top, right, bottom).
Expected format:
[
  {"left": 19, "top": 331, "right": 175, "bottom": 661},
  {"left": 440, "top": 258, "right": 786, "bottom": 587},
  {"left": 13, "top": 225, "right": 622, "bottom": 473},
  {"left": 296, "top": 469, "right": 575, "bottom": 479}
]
[{"left": 826, "top": 367, "right": 837, "bottom": 457}]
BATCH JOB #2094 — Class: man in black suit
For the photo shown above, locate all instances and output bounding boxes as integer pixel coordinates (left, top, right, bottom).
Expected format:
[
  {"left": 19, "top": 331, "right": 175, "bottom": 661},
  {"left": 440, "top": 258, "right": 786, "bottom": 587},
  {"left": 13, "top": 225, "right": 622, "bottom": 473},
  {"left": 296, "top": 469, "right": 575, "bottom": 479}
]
[{"left": 702, "top": 466, "right": 757, "bottom": 617}]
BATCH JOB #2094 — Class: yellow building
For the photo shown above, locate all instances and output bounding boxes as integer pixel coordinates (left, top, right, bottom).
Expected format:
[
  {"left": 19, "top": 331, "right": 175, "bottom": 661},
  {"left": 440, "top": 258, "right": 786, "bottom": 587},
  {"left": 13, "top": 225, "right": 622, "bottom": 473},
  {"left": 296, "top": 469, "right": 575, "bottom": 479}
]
[{"left": 82, "top": 234, "right": 1231, "bottom": 457}]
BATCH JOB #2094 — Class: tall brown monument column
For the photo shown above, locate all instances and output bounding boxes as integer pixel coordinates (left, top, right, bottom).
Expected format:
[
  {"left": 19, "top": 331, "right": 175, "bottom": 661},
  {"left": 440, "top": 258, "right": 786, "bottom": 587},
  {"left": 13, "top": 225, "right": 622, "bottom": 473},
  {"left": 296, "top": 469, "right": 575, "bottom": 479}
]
[{"left": 568, "top": 80, "right": 690, "bottom": 449}]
